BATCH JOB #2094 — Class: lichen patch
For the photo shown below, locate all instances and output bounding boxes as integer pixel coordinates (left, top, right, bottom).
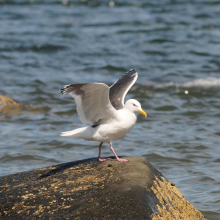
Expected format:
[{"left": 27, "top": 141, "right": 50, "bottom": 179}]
[{"left": 151, "top": 177, "right": 206, "bottom": 220}]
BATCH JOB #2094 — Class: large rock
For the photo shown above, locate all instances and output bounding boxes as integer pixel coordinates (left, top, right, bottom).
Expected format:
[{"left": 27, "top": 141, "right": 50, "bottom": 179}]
[{"left": 0, "top": 157, "right": 206, "bottom": 219}]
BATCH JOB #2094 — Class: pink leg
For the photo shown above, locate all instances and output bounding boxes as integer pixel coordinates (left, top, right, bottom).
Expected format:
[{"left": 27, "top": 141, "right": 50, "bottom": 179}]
[
  {"left": 98, "top": 142, "right": 111, "bottom": 162},
  {"left": 109, "top": 142, "right": 129, "bottom": 162}
]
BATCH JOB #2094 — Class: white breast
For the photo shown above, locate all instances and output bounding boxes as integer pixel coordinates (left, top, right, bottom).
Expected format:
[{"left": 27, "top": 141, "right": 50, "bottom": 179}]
[{"left": 95, "top": 109, "right": 137, "bottom": 142}]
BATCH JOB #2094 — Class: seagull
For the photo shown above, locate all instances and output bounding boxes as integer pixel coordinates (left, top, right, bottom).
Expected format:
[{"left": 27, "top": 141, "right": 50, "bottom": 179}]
[{"left": 60, "top": 69, "right": 147, "bottom": 162}]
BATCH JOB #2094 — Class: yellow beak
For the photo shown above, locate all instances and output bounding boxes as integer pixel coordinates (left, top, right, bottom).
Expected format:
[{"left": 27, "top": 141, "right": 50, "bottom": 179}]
[{"left": 138, "top": 109, "right": 147, "bottom": 117}]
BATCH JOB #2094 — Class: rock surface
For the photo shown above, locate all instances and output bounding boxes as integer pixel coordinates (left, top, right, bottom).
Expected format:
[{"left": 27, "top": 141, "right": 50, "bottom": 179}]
[
  {"left": 0, "top": 156, "right": 206, "bottom": 220},
  {"left": 0, "top": 94, "right": 45, "bottom": 116},
  {"left": 0, "top": 94, "right": 23, "bottom": 115}
]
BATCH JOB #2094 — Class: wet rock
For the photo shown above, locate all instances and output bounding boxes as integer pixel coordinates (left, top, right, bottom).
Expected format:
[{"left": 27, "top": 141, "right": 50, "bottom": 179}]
[
  {"left": 0, "top": 157, "right": 206, "bottom": 219},
  {"left": 0, "top": 94, "right": 23, "bottom": 115},
  {"left": 0, "top": 94, "right": 47, "bottom": 116}
]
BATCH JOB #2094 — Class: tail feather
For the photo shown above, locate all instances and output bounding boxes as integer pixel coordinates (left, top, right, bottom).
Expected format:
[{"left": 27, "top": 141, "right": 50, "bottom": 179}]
[{"left": 60, "top": 127, "right": 87, "bottom": 138}]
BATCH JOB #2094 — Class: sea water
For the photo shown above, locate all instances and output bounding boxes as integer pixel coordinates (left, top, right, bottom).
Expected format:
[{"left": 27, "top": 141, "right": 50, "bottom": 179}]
[{"left": 0, "top": 1, "right": 220, "bottom": 219}]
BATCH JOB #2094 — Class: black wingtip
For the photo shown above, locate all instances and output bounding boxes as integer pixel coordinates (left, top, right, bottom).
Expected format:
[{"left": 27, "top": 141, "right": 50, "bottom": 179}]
[
  {"left": 60, "top": 85, "right": 68, "bottom": 95},
  {"left": 127, "top": 69, "right": 136, "bottom": 74},
  {"left": 60, "top": 87, "right": 64, "bottom": 95},
  {"left": 124, "top": 69, "right": 138, "bottom": 78}
]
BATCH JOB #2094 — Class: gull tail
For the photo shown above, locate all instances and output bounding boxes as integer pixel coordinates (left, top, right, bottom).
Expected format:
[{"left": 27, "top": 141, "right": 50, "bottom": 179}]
[{"left": 60, "top": 127, "right": 87, "bottom": 138}]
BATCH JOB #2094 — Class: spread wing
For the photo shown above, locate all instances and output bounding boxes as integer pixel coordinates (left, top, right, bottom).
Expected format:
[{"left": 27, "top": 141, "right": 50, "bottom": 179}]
[
  {"left": 109, "top": 69, "right": 138, "bottom": 110},
  {"left": 61, "top": 83, "right": 117, "bottom": 125}
]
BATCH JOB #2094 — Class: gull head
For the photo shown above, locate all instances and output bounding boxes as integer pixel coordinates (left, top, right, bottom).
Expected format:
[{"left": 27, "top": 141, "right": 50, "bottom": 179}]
[{"left": 124, "top": 99, "right": 147, "bottom": 117}]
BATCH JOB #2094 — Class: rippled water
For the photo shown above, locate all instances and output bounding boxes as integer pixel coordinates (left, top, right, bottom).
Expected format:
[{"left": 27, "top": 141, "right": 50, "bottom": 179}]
[{"left": 1, "top": 0, "right": 220, "bottom": 219}]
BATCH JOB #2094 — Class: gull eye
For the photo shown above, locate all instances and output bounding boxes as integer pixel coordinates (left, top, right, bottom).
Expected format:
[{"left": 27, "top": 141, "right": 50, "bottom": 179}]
[{"left": 133, "top": 104, "right": 137, "bottom": 107}]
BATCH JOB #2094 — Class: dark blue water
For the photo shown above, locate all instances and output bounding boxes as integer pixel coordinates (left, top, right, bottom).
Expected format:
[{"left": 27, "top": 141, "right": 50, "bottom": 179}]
[{"left": 1, "top": 1, "right": 220, "bottom": 219}]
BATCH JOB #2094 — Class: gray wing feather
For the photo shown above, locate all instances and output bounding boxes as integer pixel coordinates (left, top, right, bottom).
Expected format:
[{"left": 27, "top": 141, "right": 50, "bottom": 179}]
[
  {"left": 61, "top": 83, "right": 117, "bottom": 125},
  {"left": 109, "top": 69, "right": 138, "bottom": 110}
]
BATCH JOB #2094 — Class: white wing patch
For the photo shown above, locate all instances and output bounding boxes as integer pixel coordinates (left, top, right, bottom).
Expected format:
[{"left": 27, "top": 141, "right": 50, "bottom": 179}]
[{"left": 61, "top": 83, "right": 117, "bottom": 125}]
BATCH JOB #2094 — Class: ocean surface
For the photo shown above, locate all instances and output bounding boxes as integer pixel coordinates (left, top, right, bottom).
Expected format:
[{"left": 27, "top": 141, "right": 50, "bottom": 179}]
[{"left": 1, "top": 0, "right": 220, "bottom": 219}]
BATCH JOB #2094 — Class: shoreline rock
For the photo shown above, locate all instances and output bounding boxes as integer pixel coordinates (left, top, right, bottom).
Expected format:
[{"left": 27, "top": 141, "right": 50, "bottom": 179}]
[
  {"left": 0, "top": 94, "right": 23, "bottom": 115},
  {"left": 0, "top": 156, "right": 206, "bottom": 219},
  {"left": 0, "top": 94, "right": 47, "bottom": 116}
]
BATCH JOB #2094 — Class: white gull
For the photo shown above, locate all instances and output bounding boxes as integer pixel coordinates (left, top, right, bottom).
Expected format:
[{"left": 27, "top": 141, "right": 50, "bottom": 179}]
[{"left": 60, "top": 69, "right": 147, "bottom": 162}]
